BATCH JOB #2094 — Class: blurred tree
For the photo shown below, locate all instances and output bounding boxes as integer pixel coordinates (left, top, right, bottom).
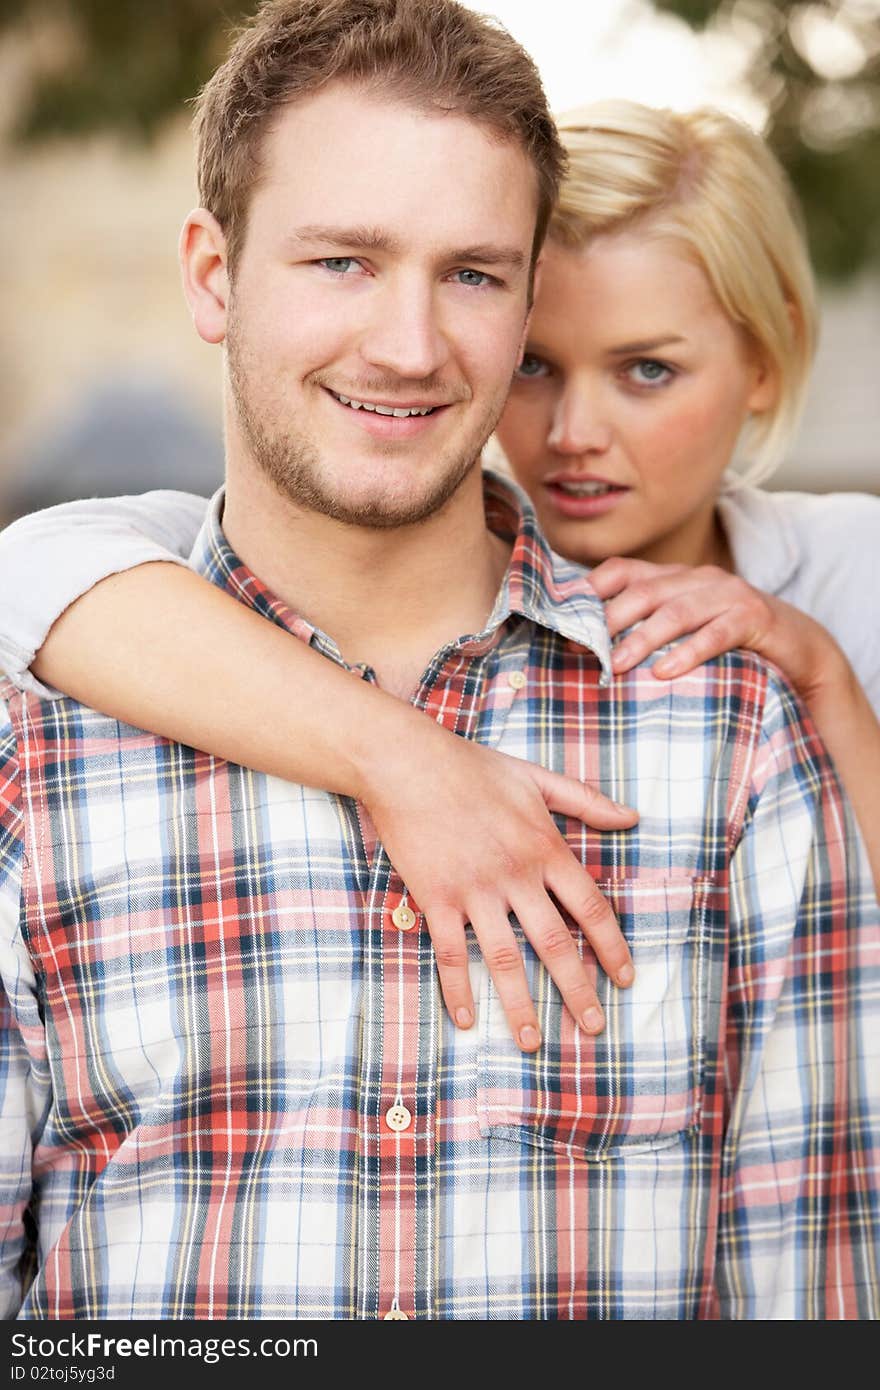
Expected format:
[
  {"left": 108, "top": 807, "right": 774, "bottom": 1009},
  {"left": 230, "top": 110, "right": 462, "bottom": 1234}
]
[
  {"left": 656, "top": 0, "right": 880, "bottom": 278},
  {"left": 0, "top": 0, "right": 878, "bottom": 278},
  {"left": 0, "top": 0, "right": 250, "bottom": 141}
]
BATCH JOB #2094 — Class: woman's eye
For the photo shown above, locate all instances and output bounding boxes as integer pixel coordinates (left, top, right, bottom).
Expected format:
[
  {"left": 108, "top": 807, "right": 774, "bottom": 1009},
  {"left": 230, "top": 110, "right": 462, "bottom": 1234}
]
[
  {"left": 515, "top": 353, "right": 550, "bottom": 380},
  {"left": 627, "top": 358, "right": 674, "bottom": 386},
  {"left": 318, "top": 257, "right": 359, "bottom": 274}
]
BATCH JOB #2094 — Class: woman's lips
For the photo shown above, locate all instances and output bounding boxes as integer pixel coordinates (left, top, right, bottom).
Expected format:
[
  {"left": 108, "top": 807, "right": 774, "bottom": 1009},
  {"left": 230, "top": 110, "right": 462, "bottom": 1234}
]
[{"left": 543, "top": 479, "right": 629, "bottom": 518}]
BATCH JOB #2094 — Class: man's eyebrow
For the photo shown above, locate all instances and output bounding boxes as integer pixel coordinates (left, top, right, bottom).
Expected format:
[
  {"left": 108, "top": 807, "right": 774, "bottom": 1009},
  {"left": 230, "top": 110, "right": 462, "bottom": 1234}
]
[
  {"left": 608, "top": 335, "right": 687, "bottom": 354},
  {"left": 286, "top": 225, "right": 403, "bottom": 253},
  {"left": 447, "top": 244, "right": 527, "bottom": 271},
  {"left": 286, "top": 226, "right": 526, "bottom": 271}
]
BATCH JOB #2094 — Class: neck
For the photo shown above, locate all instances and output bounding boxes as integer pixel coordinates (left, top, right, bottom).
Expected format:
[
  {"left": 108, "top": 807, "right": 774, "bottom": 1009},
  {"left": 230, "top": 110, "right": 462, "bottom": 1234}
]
[
  {"left": 636, "top": 501, "right": 734, "bottom": 572},
  {"left": 222, "top": 455, "right": 511, "bottom": 697}
]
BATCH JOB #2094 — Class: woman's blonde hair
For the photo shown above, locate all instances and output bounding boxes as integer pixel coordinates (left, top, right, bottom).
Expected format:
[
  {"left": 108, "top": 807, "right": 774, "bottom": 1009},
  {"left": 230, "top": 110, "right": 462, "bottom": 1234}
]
[{"left": 550, "top": 101, "right": 818, "bottom": 483}]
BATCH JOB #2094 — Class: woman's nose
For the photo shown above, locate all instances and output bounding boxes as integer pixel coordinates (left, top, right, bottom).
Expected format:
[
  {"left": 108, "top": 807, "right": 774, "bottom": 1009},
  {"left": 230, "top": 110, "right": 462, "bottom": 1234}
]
[{"left": 547, "top": 386, "right": 612, "bottom": 456}]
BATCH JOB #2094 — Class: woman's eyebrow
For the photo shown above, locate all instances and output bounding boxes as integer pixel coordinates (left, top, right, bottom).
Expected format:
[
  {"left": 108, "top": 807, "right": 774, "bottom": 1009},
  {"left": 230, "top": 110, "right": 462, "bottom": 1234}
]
[{"left": 608, "top": 335, "right": 687, "bottom": 354}]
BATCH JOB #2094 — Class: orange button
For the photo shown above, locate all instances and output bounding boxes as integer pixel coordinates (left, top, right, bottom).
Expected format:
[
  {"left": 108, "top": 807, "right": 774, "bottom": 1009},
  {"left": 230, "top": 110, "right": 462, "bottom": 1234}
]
[{"left": 391, "top": 903, "right": 417, "bottom": 931}]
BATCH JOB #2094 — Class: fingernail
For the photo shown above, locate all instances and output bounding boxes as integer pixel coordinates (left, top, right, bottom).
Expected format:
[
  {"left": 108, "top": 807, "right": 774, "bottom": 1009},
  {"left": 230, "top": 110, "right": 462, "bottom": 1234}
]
[
  {"left": 613, "top": 800, "right": 632, "bottom": 813},
  {"left": 455, "top": 1007, "right": 474, "bottom": 1029},
  {"left": 518, "top": 1024, "right": 541, "bottom": 1051},
  {"left": 652, "top": 658, "right": 675, "bottom": 677},
  {"left": 617, "top": 963, "right": 635, "bottom": 987},
  {"left": 611, "top": 645, "right": 630, "bottom": 670},
  {"left": 581, "top": 1007, "right": 604, "bottom": 1034}
]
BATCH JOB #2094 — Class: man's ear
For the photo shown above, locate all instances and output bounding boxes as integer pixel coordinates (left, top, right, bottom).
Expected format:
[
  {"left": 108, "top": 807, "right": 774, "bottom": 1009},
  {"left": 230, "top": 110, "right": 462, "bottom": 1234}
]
[{"left": 179, "top": 209, "right": 229, "bottom": 345}]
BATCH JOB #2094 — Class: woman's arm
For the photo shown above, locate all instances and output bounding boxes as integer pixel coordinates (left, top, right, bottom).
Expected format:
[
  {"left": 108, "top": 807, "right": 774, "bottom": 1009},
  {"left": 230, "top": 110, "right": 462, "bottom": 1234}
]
[
  {"left": 0, "top": 492, "right": 206, "bottom": 697},
  {"left": 24, "top": 558, "right": 638, "bottom": 1052},
  {"left": 590, "top": 557, "right": 880, "bottom": 891}
]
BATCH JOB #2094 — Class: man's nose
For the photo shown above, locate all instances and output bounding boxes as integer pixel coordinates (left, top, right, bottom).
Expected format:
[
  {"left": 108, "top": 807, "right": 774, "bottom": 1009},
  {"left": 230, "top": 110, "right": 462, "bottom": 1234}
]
[
  {"left": 547, "top": 383, "right": 612, "bottom": 456},
  {"left": 359, "top": 277, "right": 451, "bottom": 381}
]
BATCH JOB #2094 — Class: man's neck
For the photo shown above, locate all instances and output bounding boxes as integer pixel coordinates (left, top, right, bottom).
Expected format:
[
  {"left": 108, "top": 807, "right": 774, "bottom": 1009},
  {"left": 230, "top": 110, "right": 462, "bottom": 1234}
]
[{"left": 222, "top": 459, "right": 511, "bottom": 699}]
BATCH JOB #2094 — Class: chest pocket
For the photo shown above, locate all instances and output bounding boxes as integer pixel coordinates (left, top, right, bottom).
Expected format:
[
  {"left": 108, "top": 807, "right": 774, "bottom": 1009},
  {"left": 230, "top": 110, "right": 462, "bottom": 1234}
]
[{"left": 476, "top": 875, "right": 716, "bottom": 1159}]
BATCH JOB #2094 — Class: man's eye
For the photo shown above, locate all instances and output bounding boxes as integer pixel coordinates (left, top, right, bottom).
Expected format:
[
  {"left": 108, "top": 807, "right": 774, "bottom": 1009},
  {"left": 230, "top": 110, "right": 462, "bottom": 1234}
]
[
  {"left": 318, "top": 257, "right": 359, "bottom": 274},
  {"left": 515, "top": 353, "right": 550, "bottom": 380},
  {"left": 453, "top": 268, "right": 492, "bottom": 287},
  {"left": 627, "top": 359, "right": 674, "bottom": 386}
]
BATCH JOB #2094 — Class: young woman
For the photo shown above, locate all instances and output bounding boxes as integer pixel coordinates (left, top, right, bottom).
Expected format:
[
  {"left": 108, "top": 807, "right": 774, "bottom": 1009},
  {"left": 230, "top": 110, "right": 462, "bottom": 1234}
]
[{"left": 2, "top": 101, "right": 878, "bottom": 1031}]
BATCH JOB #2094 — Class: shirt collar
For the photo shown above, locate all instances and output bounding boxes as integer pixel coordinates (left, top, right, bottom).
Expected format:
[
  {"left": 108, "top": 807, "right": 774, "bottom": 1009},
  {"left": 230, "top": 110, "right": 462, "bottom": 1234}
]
[{"left": 189, "top": 469, "right": 612, "bottom": 682}]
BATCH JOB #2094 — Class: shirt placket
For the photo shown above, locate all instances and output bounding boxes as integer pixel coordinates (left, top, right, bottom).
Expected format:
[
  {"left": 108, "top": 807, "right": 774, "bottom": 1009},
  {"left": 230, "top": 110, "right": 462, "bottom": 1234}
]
[
  {"left": 355, "top": 818, "right": 437, "bottom": 1320},
  {"left": 355, "top": 631, "right": 535, "bottom": 1320}
]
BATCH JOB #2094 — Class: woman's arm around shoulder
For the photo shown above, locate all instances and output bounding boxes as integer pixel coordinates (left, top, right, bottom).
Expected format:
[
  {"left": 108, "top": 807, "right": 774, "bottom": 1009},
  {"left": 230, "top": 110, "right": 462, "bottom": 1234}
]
[
  {"left": 0, "top": 491, "right": 208, "bottom": 697},
  {"left": 15, "top": 511, "right": 641, "bottom": 1053}
]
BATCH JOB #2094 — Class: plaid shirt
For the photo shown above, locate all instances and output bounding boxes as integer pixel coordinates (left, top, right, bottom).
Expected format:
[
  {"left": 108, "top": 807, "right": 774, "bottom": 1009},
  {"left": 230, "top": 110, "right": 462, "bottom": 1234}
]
[{"left": 1, "top": 474, "right": 878, "bottom": 1320}]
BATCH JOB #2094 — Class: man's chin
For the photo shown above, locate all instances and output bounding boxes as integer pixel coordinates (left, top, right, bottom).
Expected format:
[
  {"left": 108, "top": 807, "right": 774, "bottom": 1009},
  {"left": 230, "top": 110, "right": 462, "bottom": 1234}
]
[
  {"left": 276, "top": 456, "right": 481, "bottom": 530},
  {"left": 297, "top": 484, "right": 457, "bottom": 530}
]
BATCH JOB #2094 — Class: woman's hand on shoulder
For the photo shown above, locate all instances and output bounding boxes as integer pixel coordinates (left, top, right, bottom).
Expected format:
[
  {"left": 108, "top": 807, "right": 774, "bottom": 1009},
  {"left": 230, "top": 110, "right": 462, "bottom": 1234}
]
[{"left": 589, "top": 555, "right": 847, "bottom": 702}]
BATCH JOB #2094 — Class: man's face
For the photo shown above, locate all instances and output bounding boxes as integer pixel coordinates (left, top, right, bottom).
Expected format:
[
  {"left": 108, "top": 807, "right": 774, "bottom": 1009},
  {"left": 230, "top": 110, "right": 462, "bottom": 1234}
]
[{"left": 222, "top": 83, "right": 539, "bottom": 528}]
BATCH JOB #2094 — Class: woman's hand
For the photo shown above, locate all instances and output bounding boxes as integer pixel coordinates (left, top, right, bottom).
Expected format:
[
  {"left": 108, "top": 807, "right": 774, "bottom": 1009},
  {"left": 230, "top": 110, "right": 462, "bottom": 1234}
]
[
  {"left": 589, "top": 554, "right": 880, "bottom": 897},
  {"left": 590, "top": 556, "right": 839, "bottom": 701},
  {"left": 359, "top": 720, "right": 639, "bottom": 1055}
]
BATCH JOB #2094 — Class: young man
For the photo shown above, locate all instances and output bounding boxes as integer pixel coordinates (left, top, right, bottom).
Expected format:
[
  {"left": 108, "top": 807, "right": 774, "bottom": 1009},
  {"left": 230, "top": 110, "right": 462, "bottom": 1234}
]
[{"left": 1, "top": 0, "right": 877, "bottom": 1319}]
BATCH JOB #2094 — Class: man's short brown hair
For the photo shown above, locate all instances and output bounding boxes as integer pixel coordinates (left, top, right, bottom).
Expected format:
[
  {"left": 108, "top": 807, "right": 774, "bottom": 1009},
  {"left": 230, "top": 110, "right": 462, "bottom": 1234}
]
[{"left": 194, "top": 0, "right": 566, "bottom": 275}]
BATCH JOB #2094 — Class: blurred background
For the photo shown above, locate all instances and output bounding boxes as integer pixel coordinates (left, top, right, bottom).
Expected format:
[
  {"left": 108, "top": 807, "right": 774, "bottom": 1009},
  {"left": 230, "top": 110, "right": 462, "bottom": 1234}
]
[{"left": 0, "top": 0, "right": 877, "bottom": 525}]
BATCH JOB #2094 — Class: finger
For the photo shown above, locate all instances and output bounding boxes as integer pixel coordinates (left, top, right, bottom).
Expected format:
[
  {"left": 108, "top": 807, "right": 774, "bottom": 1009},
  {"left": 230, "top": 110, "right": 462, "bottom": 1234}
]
[
  {"left": 588, "top": 556, "right": 680, "bottom": 601},
  {"left": 469, "top": 909, "right": 543, "bottom": 1052},
  {"left": 651, "top": 611, "right": 753, "bottom": 677},
  {"left": 527, "top": 764, "right": 638, "bottom": 828},
  {"left": 424, "top": 909, "right": 476, "bottom": 1031},
  {"left": 603, "top": 571, "right": 709, "bottom": 640},
  {"left": 545, "top": 853, "right": 634, "bottom": 989},
  {"left": 511, "top": 890, "right": 607, "bottom": 1035},
  {"left": 610, "top": 594, "right": 734, "bottom": 673}
]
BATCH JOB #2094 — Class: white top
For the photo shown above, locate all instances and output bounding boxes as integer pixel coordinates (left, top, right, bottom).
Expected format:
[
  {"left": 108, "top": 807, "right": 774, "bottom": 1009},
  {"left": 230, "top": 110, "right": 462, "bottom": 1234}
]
[{"left": 0, "top": 482, "right": 878, "bottom": 710}]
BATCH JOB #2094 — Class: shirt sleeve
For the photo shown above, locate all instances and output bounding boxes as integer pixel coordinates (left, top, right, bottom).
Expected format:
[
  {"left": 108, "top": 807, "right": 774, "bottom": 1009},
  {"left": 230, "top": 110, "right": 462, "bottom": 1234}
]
[
  {"left": 716, "top": 672, "right": 880, "bottom": 1319},
  {"left": 0, "top": 698, "right": 46, "bottom": 1318},
  {"left": 0, "top": 492, "right": 209, "bottom": 700}
]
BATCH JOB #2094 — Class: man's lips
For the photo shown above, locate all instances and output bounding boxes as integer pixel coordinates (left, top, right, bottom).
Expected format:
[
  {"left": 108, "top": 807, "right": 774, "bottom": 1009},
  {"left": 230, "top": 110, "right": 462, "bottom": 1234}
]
[{"left": 322, "top": 385, "right": 452, "bottom": 438}]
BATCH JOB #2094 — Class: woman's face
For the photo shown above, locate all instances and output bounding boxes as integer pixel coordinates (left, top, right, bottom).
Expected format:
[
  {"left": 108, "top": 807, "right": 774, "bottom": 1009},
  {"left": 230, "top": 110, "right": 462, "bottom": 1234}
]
[{"left": 496, "top": 231, "right": 776, "bottom": 568}]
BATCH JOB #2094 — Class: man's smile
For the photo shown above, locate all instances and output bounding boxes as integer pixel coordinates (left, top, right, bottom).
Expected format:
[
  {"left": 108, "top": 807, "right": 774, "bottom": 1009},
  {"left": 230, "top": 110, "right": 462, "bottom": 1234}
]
[
  {"left": 322, "top": 385, "right": 453, "bottom": 438},
  {"left": 329, "top": 390, "right": 437, "bottom": 417}
]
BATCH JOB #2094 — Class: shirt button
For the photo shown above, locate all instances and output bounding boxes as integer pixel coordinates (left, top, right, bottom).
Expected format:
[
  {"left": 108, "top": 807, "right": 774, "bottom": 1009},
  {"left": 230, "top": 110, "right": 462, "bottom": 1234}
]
[
  {"left": 383, "top": 1306, "right": 409, "bottom": 1320},
  {"left": 391, "top": 903, "right": 417, "bottom": 931},
  {"left": 507, "top": 670, "right": 527, "bottom": 690},
  {"left": 385, "top": 1103, "right": 412, "bottom": 1132}
]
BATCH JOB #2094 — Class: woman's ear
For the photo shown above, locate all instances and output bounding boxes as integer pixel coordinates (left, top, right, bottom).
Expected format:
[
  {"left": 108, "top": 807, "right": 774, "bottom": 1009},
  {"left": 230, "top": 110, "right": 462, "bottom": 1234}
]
[
  {"left": 746, "top": 356, "right": 780, "bottom": 415},
  {"left": 744, "top": 328, "right": 782, "bottom": 415},
  {"left": 179, "top": 209, "right": 229, "bottom": 345}
]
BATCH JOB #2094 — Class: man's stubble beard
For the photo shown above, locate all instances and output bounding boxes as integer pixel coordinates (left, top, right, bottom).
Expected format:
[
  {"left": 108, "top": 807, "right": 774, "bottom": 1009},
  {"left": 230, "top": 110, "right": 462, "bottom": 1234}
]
[{"left": 225, "top": 310, "right": 512, "bottom": 530}]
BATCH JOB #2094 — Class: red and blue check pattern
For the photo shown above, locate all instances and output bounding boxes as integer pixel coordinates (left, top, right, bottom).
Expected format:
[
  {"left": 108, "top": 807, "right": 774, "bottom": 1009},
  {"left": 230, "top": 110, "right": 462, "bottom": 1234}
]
[{"left": 1, "top": 475, "right": 878, "bottom": 1319}]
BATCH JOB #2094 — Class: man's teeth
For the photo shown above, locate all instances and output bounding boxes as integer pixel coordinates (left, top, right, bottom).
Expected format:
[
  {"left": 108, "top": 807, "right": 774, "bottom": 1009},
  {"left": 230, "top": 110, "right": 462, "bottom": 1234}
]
[
  {"left": 333, "top": 392, "right": 434, "bottom": 418},
  {"left": 557, "top": 480, "right": 619, "bottom": 497}
]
